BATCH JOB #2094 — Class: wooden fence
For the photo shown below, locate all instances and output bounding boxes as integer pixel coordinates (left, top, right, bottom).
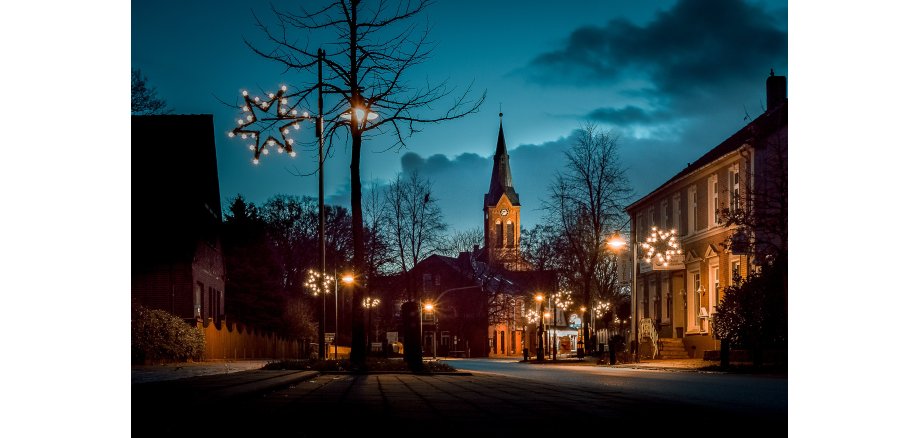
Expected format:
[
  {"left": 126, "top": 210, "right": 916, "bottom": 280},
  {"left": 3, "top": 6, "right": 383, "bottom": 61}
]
[{"left": 198, "top": 320, "right": 307, "bottom": 360}]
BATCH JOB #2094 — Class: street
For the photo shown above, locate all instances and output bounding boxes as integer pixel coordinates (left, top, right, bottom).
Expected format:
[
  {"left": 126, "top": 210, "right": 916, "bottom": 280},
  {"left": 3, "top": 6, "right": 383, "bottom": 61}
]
[
  {"left": 446, "top": 358, "right": 787, "bottom": 414},
  {"left": 133, "top": 359, "right": 787, "bottom": 435}
]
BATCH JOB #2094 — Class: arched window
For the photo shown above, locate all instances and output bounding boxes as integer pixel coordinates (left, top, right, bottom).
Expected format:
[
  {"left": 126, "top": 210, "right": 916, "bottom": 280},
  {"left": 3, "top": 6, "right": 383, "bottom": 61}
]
[
  {"left": 495, "top": 221, "right": 503, "bottom": 248},
  {"left": 506, "top": 221, "right": 514, "bottom": 247}
]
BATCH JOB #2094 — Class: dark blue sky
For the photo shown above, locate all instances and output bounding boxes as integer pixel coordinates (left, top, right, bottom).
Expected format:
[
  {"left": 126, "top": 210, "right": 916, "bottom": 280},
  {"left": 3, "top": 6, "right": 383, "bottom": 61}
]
[{"left": 132, "top": 0, "right": 787, "bottom": 232}]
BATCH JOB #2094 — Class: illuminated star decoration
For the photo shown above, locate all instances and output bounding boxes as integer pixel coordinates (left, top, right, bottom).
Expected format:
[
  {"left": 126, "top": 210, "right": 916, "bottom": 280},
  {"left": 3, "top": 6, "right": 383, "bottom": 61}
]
[
  {"left": 305, "top": 269, "right": 334, "bottom": 296},
  {"left": 551, "top": 290, "right": 573, "bottom": 311},
  {"left": 594, "top": 301, "right": 611, "bottom": 317},
  {"left": 640, "top": 226, "right": 683, "bottom": 267},
  {"left": 228, "top": 85, "right": 310, "bottom": 165}
]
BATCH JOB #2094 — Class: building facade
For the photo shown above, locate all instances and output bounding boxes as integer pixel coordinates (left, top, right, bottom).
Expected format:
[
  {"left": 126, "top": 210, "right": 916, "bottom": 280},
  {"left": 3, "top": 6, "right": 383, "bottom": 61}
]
[
  {"left": 626, "top": 74, "right": 787, "bottom": 358},
  {"left": 131, "top": 115, "right": 226, "bottom": 326}
]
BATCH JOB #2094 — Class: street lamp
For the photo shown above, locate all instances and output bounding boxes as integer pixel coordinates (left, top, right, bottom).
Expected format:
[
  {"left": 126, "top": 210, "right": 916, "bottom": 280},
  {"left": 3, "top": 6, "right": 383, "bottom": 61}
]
[
  {"left": 363, "top": 296, "right": 380, "bottom": 353},
  {"left": 423, "top": 302, "right": 437, "bottom": 358},
  {"left": 305, "top": 269, "right": 335, "bottom": 359},
  {"left": 229, "top": 48, "right": 384, "bottom": 366},
  {"left": 342, "top": 274, "right": 355, "bottom": 360},
  {"left": 607, "top": 230, "right": 634, "bottom": 362},
  {"left": 550, "top": 290, "right": 572, "bottom": 360},
  {"left": 535, "top": 293, "right": 545, "bottom": 361}
]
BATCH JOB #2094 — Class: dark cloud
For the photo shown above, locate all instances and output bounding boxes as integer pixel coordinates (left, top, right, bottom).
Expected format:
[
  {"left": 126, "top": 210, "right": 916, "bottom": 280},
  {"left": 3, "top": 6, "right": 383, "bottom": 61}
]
[
  {"left": 393, "top": 138, "right": 571, "bottom": 232},
  {"left": 587, "top": 105, "right": 673, "bottom": 126},
  {"left": 528, "top": 0, "right": 787, "bottom": 102}
]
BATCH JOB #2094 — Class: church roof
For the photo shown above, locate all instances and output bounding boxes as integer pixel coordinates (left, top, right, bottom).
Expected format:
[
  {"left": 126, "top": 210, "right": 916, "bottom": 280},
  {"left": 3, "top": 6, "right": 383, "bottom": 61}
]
[{"left": 484, "top": 116, "right": 520, "bottom": 206}]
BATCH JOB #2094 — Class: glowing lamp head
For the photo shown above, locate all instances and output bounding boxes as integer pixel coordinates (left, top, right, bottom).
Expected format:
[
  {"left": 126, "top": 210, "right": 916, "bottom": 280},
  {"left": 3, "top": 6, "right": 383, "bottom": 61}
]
[
  {"left": 607, "top": 232, "right": 627, "bottom": 251},
  {"left": 580, "top": 306, "right": 587, "bottom": 312},
  {"left": 535, "top": 293, "right": 544, "bottom": 302},
  {"left": 543, "top": 312, "right": 551, "bottom": 318},
  {"left": 342, "top": 274, "right": 355, "bottom": 284},
  {"left": 424, "top": 303, "right": 434, "bottom": 312}
]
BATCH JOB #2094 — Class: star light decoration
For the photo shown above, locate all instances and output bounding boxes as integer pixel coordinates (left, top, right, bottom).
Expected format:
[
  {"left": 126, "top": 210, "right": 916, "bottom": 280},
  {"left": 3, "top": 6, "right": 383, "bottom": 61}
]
[
  {"left": 551, "top": 290, "right": 573, "bottom": 311},
  {"left": 594, "top": 301, "right": 611, "bottom": 317},
  {"left": 525, "top": 309, "right": 541, "bottom": 324},
  {"left": 228, "top": 85, "right": 310, "bottom": 165},
  {"left": 305, "top": 269, "right": 334, "bottom": 296},
  {"left": 640, "top": 226, "right": 683, "bottom": 268}
]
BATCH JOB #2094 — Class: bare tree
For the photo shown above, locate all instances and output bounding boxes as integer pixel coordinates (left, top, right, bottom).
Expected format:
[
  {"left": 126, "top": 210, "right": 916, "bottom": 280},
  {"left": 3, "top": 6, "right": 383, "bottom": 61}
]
[
  {"left": 363, "top": 182, "right": 393, "bottom": 278},
  {"left": 719, "top": 124, "right": 788, "bottom": 268},
  {"left": 545, "top": 124, "right": 632, "bottom": 353},
  {"left": 383, "top": 170, "right": 447, "bottom": 298},
  {"left": 247, "top": 0, "right": 484, "bottom": 367},
  {"left": 439, "top": 228, "right": 482, "bottom": 258},
  {"left": 131, "top": 69, "right": 171, "bottom": 115}
]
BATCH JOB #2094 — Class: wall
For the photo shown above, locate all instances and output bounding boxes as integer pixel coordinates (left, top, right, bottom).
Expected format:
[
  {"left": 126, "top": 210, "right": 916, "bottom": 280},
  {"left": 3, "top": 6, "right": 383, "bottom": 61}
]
[{"left": 199, "top": 320, "right": 306, "bottom": 360}]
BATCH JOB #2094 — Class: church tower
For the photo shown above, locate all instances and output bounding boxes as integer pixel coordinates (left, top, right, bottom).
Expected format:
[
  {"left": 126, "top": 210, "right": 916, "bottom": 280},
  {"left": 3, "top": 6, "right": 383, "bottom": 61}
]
[{"left": 483, "top": 113, "right": 521, "bottom": 268}]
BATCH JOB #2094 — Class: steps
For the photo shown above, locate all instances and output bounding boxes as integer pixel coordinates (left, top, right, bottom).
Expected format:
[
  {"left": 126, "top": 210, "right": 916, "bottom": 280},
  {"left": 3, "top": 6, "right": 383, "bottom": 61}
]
[{"left": 657, "top": 338, "right": 689, "bottom": 359}]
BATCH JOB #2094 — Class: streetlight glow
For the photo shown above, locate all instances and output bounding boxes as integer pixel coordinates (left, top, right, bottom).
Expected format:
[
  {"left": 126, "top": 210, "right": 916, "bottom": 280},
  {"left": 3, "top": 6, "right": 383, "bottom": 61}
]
[
  {"left": 607, "top": 231, "right": 627, "bottom": 251},
  {"left": 342, "top": 274, "right": 355, "bottom": 284}
]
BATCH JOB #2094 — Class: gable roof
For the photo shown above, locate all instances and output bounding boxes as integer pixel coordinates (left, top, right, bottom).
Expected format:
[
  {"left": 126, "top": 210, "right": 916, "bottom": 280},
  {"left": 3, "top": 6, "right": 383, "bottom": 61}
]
[{"left": 626, "top": 99, "right": 787, "bottom": 213}]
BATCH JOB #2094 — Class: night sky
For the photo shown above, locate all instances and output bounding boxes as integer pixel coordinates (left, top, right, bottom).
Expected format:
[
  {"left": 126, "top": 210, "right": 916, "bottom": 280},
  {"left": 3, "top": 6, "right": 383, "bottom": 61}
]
[{"left": 132, "top": 0, "right": 787, "bottom": 232}]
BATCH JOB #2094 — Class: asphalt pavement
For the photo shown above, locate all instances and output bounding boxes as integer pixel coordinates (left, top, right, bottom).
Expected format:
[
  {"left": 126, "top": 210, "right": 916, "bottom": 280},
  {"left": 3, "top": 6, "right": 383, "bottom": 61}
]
[{"left": 132, "top": 358, "right": 786, "bottom": 435}]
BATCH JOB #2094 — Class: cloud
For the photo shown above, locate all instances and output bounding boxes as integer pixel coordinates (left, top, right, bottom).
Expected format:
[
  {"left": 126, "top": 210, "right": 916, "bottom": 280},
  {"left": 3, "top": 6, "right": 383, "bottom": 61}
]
[
  {"left": 392, "top": 137, "right": 571, "bottom": 232},
  {"left": 527, "top": 0, "right": 787, "bottom": 103}
]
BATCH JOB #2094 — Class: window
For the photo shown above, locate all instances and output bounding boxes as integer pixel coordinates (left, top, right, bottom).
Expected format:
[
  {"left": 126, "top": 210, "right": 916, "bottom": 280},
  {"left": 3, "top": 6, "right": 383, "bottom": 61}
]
[
  {"left": 495, "top": 222, "right": 503, "bottom": 248},
  {"left": 689, "top": 271, "right": 700, "bottom": 331},
  {"left": 730, "top": 164, "right": 741, "bottom": 212},
  {"left": 506, "top": 221, "right": 514, "bottom": 247},
  {"left": 500, "top": 331, "right": 505, "bottom": 354},
  {"left": 710, "top": 264, "right": 720, "bottom": 313},
  {"left": 672, "top": 194, "right": 681, "bottom": 236},
  {"left": 688, "top": 186, "right": 697, "bottom": 233},
  {"left": 441, "top": 331, "right": 450, "bottom": 348},
  {"left": 661, "top": 200, "right": 668, "bottom": 229},
  {"left": 637, "top": 214, "right": 644, "bottom": 238},
  {"left": 423, "top": 273, "right": 432, "bottom": 292},
  {"left": 434, "top": 275, "right": 441, "bottom": 286},
  {"left": 195, "top": 282, "right": 204, "bottom": 319},
  {"left": 651, "top": 276, "right": 659, "bottom": 321},
  {"left": 709, "top": 174, "right": 720, "bottom": 227},
  {"left": 732, "top": 259, "right": 741, "bottom": 285}
]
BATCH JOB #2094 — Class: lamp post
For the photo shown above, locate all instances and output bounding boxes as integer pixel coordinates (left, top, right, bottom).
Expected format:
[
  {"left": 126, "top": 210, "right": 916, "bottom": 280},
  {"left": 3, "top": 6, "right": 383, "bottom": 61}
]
[
  {"left": 305, "top": 269, "right": 334, "bottom": 359},
  {"left": 342, "top": 274, "right": 355, "bottom": 360},
  {"left": 228, "top": 48, "right": 376, "bottom": 363},
  {"left": 423, "top": 302, "right": 436, "bottom": 358},
  {"left": 535, "top": 293, "right": 545, "bottom": 361},
  {"left": 363, "top": 296, "right": 380, "bottom": 353},
  {"left": 607, "top": 230, "right": 635, "bottom": 362},
  {"left": 550, "top": 290, "right": 572, "bottom": 360}
]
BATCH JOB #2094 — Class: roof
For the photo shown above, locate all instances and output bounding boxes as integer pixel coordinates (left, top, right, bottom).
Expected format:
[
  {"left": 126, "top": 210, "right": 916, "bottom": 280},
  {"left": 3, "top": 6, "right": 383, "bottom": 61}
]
[
  {"left": 484, "top": 118, "right": 520, "bottom": 206},
  {"left": 625, "top": 99, "right": 787, "bottom": 212}
]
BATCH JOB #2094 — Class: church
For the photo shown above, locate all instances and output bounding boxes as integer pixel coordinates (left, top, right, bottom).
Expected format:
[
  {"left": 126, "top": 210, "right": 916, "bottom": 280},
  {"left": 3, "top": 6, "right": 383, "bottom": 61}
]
[{"left": 378, "top": 114, "right": 561, "bottom": 358}]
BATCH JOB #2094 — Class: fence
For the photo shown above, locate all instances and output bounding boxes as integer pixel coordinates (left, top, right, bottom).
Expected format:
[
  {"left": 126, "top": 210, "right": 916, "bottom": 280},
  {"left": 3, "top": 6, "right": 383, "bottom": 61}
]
[{"left": 198, "top": 320, "right": 307, "bottom": 360}]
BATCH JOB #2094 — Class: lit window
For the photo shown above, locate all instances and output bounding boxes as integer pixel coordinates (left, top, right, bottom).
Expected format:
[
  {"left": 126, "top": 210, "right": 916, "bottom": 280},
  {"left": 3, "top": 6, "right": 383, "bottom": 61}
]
[
  {"left": 688, "top": 186, "right": 697, "bottom": 233},
  {"left": 730, "top": 165, "right": 741, "bottom": 213}
]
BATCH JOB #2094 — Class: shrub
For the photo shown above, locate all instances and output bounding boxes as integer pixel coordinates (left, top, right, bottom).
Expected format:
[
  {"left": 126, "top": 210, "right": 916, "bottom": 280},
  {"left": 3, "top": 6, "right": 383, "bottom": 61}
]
[
  {"left": 132, "top": 304, "right": 205, "bottom": 363},
  {"left": 713, "top": 259, "right": 787, "bottom": 365}
]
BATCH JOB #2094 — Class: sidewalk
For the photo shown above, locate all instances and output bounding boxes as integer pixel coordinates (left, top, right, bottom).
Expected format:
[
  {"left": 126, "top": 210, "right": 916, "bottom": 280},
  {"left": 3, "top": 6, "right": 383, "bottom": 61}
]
[
  {"left": 131, "top": 359, "right": 270, "bottom": 384},
  {"left": 611, "top": 358, "right": 720, "bottom": 371}
]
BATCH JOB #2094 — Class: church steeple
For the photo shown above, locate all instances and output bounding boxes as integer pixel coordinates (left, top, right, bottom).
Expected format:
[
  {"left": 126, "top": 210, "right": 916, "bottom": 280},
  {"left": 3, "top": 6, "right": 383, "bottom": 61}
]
[
  {"left": 483, "top": 113, "right": 522, "bottom": 269},
  {"left": 485, "top": 113, "right": 520, "bottom": 207}
]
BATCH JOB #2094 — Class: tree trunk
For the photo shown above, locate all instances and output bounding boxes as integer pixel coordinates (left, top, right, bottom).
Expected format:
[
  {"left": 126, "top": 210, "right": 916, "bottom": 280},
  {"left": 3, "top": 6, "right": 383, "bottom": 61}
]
[{"left": 349, "top": 129, "right": 367, "bottom": 370}]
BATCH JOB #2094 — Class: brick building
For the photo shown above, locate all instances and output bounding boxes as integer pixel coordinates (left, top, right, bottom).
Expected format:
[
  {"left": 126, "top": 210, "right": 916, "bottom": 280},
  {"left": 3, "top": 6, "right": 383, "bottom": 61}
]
[
  {"left": 625, "top": 73, "right": 787, "bottom": 358},
  {"left": 131, "top": 115, "right": 226, "bottom": 325}
]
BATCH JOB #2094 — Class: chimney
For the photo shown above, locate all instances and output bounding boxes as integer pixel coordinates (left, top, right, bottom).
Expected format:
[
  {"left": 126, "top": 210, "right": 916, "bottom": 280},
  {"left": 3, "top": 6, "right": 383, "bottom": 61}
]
[{"left": 766, "top": 69, "right": 786, "bottom": 110}]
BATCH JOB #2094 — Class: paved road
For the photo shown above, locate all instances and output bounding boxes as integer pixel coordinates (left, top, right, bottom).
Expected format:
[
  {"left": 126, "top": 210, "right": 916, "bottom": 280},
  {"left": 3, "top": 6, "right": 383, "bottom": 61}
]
[
  {"left": 446, "top": 358, "right": 787, "bottom": 414},
  {"left": 133, "top": 359, "right": 786, "bottom": 435}
]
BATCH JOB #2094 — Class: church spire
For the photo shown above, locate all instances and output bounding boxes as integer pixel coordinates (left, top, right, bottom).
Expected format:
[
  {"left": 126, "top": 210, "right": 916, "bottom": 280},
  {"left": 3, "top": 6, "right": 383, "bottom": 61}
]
[{"left": 485, "top": 113, "right": 520, "bottom": 207}]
